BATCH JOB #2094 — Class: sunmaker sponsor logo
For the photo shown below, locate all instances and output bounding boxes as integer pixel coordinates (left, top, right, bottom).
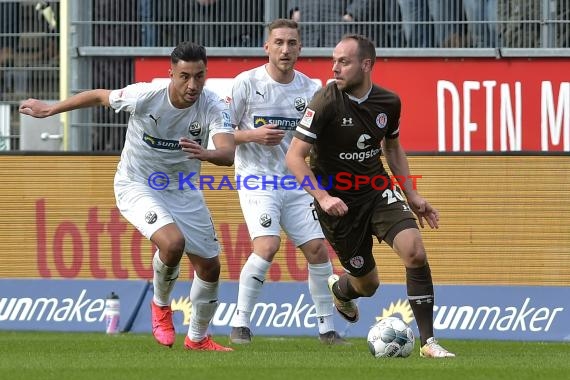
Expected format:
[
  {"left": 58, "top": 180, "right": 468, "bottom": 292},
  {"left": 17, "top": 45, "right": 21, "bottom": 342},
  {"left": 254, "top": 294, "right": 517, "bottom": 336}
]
[
  {"left": 253, "top": 116, "right": 299, "bottom": 130},
  {"left": 172, "top": 293, "right": 320, "bottom": 329},
  {"left": 433, "top": 297, "right": 563, "bottom": 332},
  {"left": 218, "top": 293, "right": 317, "bottom": 328},
  {"left": 0, "top": 289, "right": 105, "bottom": 322},
  {"left": 142, "top": 132, "right": 181, "bottom": 150}
]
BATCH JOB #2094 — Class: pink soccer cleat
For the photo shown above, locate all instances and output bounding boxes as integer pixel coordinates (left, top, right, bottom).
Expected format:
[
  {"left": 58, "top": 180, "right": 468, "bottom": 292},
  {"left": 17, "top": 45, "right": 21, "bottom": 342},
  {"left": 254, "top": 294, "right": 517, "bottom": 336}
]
[
  {"left": 184, "top": 335, "right": 233, "bottom": 351},
  {"left": 151, "top": 300, "right": 175, "bottom": 347}
]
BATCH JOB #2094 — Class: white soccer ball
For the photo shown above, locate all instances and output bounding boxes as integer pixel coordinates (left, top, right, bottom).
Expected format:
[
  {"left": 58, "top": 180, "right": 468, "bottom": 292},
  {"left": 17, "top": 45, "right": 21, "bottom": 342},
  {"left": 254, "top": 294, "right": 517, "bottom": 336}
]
[{"left": 367, "top": 317, "right": 415, "bottom": 358}]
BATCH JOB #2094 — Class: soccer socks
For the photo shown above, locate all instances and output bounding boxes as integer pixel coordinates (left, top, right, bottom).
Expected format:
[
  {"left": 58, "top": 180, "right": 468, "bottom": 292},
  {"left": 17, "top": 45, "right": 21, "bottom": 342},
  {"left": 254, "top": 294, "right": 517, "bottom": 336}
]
[
  {"left": 230, "top": 256, "right": 337, "bottom": 334},
  {"left": 188, "top": 273, "right": 219, "bottom": 342},
  {"left": 308, "top": 262, "right": 336, "bottom": 334},
  {"left": 230, "top": 253, "right": 271, "bottom": 328},
  {"left": 152, "top": 250, "right": 180, "bottom": 307},
  {"left": 406, "top": 264, "right": 435, "bottom": 346}
]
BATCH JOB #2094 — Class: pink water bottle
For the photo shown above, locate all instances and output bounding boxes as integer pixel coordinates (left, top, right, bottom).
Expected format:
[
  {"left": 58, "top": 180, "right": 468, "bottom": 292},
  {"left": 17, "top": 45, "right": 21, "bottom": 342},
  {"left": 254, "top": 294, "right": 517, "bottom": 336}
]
[{"left": 104, "top": 292, "right": 120, "bottom": 334}]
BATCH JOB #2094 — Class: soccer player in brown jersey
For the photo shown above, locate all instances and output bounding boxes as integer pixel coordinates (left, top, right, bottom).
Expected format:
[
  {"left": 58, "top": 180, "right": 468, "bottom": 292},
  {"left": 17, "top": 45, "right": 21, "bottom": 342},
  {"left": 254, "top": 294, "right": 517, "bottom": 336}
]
[{"left": 286, "top": 34, "right": 455, "bottom": 358}]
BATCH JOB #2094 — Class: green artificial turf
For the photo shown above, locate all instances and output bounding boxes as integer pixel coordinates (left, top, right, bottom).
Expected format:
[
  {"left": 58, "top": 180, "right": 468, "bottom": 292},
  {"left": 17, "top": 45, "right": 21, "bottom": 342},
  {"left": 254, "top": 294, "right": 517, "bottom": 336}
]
[{"left": 0, "top": 331, "right": 568, "bottom": 380}]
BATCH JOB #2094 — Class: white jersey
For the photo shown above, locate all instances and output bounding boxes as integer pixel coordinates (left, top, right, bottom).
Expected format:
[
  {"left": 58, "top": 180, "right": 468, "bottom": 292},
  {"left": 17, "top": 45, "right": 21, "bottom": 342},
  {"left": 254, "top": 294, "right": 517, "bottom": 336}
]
[
  {"left": 230, "top": 65, "right": 320, "bottom": 177},
  {"left": 110, "top": 81, "right": 233, "bottom": 189}
]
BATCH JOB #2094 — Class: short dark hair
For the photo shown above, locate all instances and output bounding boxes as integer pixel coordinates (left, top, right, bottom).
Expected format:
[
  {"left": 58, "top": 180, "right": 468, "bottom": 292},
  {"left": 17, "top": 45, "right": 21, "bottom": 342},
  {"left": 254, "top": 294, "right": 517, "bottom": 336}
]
[
  {"left": 341, "top": 34, "right": 376, "bottom": 67},
  {"left": 267, "top": 18, "right": 299, "bottom": 35},
  {"left": 171, "top": 41, "right": 207, "bottom": 65}
]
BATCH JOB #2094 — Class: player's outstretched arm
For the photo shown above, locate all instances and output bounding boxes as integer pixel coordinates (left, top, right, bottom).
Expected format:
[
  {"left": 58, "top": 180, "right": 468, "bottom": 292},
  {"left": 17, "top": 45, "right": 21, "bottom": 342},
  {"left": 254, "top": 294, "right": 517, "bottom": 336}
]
[
  {"left": 286, "top": 137, "right": 319, "bottom": 196},
  {"left": 235, "top": 124, "right": 285, "bottom": 146},
  {"left": 382, "top": 138, "right": 439, "bottom": 229},
  {"left": 286, "top": 137, "right": 348, "bottom": 216},
  {"left": 382, "top": 137, "right": 415, "bottom": 196},
  {"left": 209, "top": 133, "right": 235, "bottom": 166},
  {"left": 19, "top": 89, "right": 112, "bottom": 119},
  {"left": 180, "top": 133, "right": 235, "bottom": 167}
]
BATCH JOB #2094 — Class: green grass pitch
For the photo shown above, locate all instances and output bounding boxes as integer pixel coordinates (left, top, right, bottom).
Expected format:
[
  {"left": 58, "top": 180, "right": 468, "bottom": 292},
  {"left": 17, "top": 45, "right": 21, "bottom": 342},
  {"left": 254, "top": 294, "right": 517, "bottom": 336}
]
[{"left": 0, "top": 331, "right": 568, "bottom": 380}]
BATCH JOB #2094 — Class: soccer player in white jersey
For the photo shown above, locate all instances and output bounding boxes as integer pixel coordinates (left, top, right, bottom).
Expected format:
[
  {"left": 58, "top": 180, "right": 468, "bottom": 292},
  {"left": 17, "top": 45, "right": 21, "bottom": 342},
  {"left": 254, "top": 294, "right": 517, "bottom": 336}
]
[
  {"left": 227, "top": 19, "right": 347, "bottom": 345},
  {"left": 19, "top": 42, "right": 235, "bottom": 351}
]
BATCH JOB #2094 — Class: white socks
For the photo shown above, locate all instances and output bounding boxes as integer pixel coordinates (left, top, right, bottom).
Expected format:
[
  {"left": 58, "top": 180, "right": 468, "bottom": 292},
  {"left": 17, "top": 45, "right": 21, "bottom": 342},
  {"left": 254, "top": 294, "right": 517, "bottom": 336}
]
[
  {"left": 152, "top": 250, "right": 180, "bottom": 307},
  {"left": 229, "top": 256, "right": 336, "bottom": 335},
  {"left": 308, "top": 262, "right": 336, "bottom": 334},
  {"left": 230, "top": 253, "right": 271, "bottom": 328},
  {"left": 187, "top": 273, "right": 219, "bottom": 342}
]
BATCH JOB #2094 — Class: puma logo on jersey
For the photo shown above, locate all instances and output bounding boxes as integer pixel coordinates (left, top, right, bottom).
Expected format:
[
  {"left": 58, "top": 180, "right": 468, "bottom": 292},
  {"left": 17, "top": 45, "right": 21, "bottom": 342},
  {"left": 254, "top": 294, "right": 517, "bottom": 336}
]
[
  {"left": 255, "top": 90, "right": 265, "bottom": 99},
  {"left": 149, "top": 114, "right": 160, "bottom": 126}
]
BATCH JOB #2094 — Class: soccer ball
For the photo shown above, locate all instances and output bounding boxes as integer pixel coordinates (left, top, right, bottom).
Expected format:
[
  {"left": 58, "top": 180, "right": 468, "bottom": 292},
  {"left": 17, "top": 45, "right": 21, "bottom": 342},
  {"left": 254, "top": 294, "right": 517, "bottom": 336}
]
[{"left": 367, "top": 317, "right": 415, "bottom": 358}]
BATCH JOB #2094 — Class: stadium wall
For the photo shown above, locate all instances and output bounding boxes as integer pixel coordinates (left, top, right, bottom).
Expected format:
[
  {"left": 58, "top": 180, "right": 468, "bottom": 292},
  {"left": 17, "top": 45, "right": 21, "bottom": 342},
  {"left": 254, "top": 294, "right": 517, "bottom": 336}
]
[{"left": 1, "top": 154, "right": 568, "bottom": 286}]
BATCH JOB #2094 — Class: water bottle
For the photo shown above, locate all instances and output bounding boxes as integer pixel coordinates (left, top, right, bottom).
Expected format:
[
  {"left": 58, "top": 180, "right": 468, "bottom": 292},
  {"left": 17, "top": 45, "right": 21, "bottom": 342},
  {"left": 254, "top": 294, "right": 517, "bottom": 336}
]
[{"left": 104, "top": 292, "right": 120, "bottom": 334}]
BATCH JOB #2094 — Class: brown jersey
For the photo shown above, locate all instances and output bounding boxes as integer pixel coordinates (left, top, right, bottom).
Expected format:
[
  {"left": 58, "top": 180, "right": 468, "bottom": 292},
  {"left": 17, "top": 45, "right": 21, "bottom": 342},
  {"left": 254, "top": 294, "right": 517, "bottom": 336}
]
[{"left": 293, "top": 82, "right": 401, "bottom": 206}]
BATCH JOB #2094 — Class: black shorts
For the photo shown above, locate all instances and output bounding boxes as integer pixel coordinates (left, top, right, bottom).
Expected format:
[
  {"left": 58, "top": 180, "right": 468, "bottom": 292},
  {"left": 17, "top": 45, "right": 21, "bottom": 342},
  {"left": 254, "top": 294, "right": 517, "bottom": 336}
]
[{"left": 316, "top": 190, "right": 417, "bottom": 277}]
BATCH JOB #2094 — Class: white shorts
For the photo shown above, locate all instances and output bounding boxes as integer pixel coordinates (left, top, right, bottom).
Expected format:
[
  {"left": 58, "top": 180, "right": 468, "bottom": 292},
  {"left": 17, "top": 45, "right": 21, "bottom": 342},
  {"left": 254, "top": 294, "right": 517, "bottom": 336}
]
[
  {"left": 114, "top": 174, "right": 220, "bottom": 258},
  {"left": 238, "top": 186, "right": 325, "bottom": 246}
]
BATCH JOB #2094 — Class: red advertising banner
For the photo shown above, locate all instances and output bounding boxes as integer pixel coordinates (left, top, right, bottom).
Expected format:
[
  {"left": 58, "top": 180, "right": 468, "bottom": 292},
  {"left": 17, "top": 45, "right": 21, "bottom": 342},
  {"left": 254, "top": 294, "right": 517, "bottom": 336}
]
[{"left": 136, "top": 57, "right": 570, "bottom": 152}]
